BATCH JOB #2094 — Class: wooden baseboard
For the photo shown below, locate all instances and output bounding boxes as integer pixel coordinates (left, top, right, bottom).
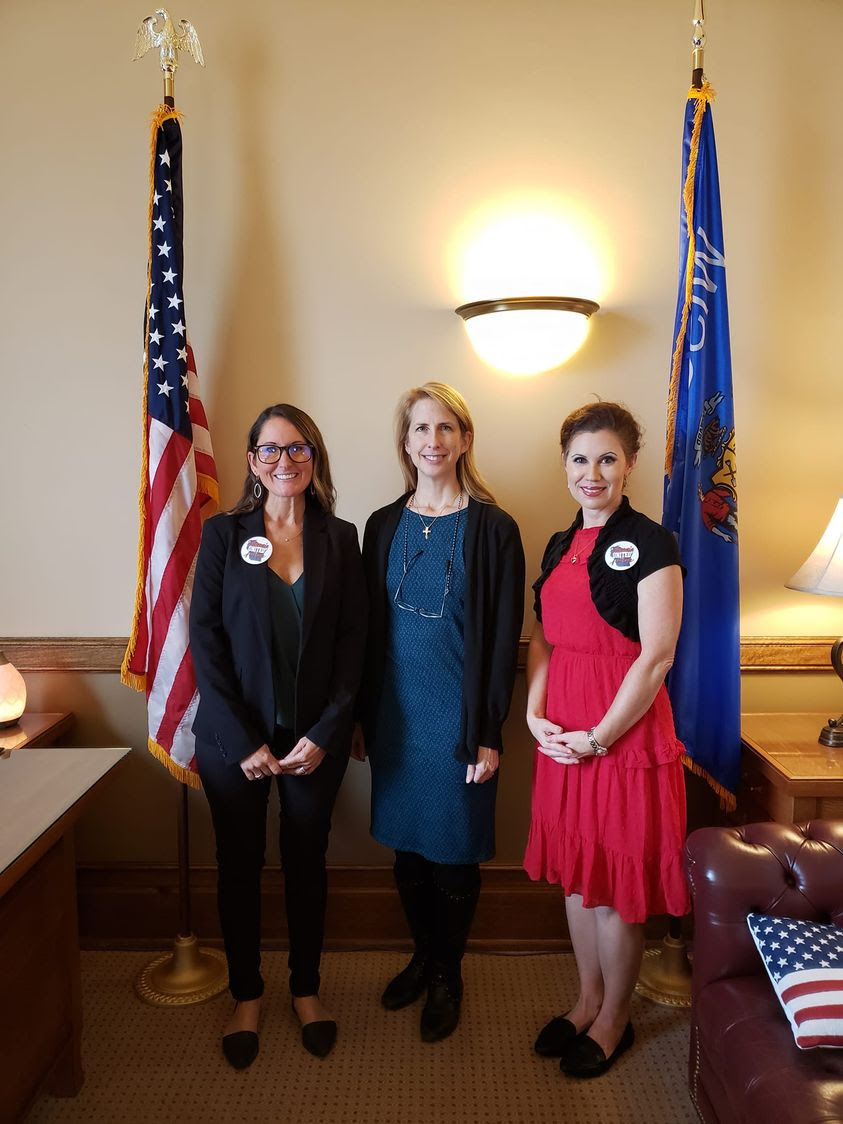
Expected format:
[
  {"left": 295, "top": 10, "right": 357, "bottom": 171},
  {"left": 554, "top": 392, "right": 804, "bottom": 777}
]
[{"left": 76, "top": 864, "right": 683, "bottom": 951}]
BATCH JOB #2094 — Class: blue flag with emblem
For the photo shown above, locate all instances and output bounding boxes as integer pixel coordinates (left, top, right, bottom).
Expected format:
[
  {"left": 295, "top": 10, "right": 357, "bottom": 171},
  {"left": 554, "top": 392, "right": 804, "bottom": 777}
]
[{"left": 662, "top": 83, "right": 740, "bottom": 808}]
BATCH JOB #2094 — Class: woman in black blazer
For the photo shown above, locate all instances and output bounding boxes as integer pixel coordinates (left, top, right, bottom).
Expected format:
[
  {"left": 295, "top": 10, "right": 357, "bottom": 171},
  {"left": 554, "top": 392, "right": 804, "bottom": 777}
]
[{"left": 190, "top": 403, "right": 366, "bottom": 1068}]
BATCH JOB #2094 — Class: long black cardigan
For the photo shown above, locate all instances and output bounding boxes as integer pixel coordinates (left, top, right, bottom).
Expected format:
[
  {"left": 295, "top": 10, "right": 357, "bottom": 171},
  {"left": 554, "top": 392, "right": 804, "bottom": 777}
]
[{"left": 358, "top": 494, "right": 525, "bottom": 763}]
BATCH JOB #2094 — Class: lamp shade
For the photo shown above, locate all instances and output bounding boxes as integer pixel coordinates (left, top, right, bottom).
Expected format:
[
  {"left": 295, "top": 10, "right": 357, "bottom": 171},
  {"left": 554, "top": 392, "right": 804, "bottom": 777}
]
[
  {"left": 0, "top": 652, "right": 26, "bottom": 728},
  {"left": 786, "top": 497, "right": 843, "bottom": 597},
  {"left": 455, "top": 297, "right": 599, "bottom": 376}
]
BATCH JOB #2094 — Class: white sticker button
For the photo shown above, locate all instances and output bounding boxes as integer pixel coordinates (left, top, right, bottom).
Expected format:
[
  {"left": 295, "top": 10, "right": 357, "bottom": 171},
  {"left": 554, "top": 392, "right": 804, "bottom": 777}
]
[
  {"left": 241, "top": 536, "right": 273, "bottom": 565},
  {"left": 604, "top": 541, "right": 639, "bottom": 570}
]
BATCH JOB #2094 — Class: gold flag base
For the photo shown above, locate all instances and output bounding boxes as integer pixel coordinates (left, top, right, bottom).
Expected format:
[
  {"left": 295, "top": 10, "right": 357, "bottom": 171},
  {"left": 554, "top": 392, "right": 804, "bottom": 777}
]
[
  {"left": 134, "top": 934, "right": 228, "bottom": 1007},
  {"left": 634, "top": 936, "right": 692, "bottom": 1008}
]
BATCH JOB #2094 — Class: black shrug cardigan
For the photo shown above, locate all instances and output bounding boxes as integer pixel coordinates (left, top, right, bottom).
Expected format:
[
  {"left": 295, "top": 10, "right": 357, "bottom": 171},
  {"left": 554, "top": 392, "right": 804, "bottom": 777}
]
[{"left": 532, "top": 497, "right": 684, "bottom": 642}]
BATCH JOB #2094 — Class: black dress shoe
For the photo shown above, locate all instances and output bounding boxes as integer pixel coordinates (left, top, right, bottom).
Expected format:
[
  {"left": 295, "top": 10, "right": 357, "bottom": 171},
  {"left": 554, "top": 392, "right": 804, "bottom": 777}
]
[
  {"left": 561, "top": 1022, "right": 635, "bottom": 1079},
  {"left": 534, "top": 1015, "right": 581, "bottom": 1057},
  {"left": 301, "top": 1019, "right": 337, "bottom": 1058},
  {"left": 420, "top": 971, "right": 463, "bottom": 1043},
  {"left": 381, "top": 955, "right": 428, "bottom": 1010},
  {"left": 222, "top": 1030, "right": 259, "bottom": 1070}
]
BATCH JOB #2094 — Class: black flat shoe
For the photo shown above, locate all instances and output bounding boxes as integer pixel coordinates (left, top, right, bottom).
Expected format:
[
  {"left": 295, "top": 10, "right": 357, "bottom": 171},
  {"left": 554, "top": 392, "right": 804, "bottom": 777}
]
[
  {"left": 561, "top": 1022, "right": 635, "bottom": 1079},
  {"left": 301, "top": 1019, "right": 337, "bottom": 1058},
  {"left": 534, "top": 1015, "right": 581, "bottom": 1057},
  {"left": 381, "top": 955, "right": 428, "bottom": 1010},
  {"left": 222, "top": 1030, "right": 259, "bottom": 1070},
  {"left": 420, "top": 972, "right": 463, "bottom": 1043}
]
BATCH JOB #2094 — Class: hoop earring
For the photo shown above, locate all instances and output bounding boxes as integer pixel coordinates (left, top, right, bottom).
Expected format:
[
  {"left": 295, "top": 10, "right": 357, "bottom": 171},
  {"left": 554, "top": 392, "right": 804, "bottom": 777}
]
[
  {"left": 253, "top": 478, "right": 263, "bottom": 500},
  {"left": 309, "top": 483, "right": 316, "bottom": 497}
]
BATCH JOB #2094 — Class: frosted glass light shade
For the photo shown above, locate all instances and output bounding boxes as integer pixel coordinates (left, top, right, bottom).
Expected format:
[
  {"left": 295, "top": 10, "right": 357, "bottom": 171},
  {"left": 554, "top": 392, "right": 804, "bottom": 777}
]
[
  {"left": 0, "top": 652, "right": 26, "bottom": 728},
  {"left": 786, "top": 497, "right": 843, "bottom": 596},
  {"left": 455, "top": 297, "right": 599, "bottom": 377}
]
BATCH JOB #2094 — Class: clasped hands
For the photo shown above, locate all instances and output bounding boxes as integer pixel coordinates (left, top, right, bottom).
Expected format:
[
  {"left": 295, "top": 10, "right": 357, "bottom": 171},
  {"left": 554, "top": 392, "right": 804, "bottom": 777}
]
[
  {"left": 351, "top": 725, "right": 498, "bottom": 784},
  {"left": 527, "top": 715, "right": 598, "bottom": 764},
  {"left": 239, "top": 737, "right": 326, "bottom": 781}
]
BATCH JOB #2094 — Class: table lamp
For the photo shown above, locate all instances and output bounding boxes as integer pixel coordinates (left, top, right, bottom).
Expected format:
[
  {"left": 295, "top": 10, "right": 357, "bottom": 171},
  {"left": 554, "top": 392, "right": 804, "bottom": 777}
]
[
  {"left": 785, "top": 496, "right": 843, "bottom": 747},
  {"left": 0, "top": 652, "right": 26, "bottom": 728}
]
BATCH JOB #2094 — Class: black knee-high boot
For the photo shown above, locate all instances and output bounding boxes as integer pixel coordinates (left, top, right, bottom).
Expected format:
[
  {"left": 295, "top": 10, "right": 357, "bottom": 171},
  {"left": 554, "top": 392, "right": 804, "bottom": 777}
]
[
  {"left": 421, "top": 865, "right": 481, "bottom": 1042},
  {"left": 381, "top": 853, "right": 433, "bottom": 1010}
]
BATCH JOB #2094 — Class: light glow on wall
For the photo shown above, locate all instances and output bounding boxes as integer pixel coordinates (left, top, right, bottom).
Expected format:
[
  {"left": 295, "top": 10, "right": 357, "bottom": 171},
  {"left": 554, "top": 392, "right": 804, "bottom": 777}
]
[{"left": 449, "top": 197, "right": 609, "bottom": 375}]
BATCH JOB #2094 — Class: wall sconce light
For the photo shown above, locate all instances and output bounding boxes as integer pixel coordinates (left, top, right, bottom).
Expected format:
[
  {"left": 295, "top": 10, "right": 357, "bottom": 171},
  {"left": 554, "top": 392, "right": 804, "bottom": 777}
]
[
  {"left": 785, "top": 495, "right": 843, "bottom": 747},
  {"left": 0, "top": 652, "right": 26, "bottom": 729},
  {"left": 455, "top": 296, "right": 600, "bottom": 377}
]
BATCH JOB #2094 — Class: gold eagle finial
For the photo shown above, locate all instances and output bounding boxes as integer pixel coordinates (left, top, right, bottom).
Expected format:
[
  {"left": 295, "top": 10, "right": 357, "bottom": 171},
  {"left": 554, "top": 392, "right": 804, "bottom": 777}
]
[{"left": 134, "top": 9, "right": 204, "bottom": 100}]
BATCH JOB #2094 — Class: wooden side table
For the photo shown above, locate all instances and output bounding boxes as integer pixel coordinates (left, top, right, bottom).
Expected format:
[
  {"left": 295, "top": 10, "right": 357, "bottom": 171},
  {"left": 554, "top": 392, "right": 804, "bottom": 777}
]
[
  {"left": 0, "top": 711, "right": 74, "bottom": 753},
  {"left": 739, "top": 712, "right": 843, "bottom": 824}
]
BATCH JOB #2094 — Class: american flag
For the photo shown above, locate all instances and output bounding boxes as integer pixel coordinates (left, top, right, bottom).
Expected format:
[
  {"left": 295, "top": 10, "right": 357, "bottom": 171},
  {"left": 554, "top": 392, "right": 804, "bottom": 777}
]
[
  {"left": 122, "top": 106, "right": 218, "bottom": 786},
  {"left": 748, "top": 912, "right": 843, "bottom": 1049}
]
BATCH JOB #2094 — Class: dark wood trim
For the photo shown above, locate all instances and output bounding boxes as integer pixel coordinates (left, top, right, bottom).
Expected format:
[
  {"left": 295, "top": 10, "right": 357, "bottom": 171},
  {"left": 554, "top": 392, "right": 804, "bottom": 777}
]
[
  {"left": 2, "top": 634, "right": 837, "bottom": 676},
  {"left": 76, "top": 863, "right": 685, "bottom": 952},
  {"left": 0, "top": 638, "right": 128, "bottom": 673},
  {"left": 739, "top": 636, "right": 837, "bottom": 673}
]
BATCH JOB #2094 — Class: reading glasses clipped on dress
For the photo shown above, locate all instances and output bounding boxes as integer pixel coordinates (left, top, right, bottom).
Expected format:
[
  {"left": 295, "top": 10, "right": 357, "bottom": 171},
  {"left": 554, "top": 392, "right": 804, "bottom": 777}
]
[{"left": 253, "top": 443, "right": 314, "bottom": 464}]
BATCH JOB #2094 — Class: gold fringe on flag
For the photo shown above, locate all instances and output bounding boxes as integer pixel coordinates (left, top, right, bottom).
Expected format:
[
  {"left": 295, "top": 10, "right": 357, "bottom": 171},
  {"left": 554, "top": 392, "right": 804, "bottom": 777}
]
[
  {"left": 682, "top": 752, "right": 736, "bottom": 811},
  {"left": 148, "top": 737, "right": 203, "bottom": 788},
  {"left": 664, "top": 82, "right": 716, "bottom": 478}
]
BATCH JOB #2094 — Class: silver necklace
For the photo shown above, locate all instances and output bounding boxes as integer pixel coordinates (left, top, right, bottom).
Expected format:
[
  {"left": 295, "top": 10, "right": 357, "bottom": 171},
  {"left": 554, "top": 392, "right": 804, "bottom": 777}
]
[
  {"left": 408, "top": 491, "right": 463, "bottom": 540},
  {"left": 397, "top": 491, "right": 464, "bottom": 614}
]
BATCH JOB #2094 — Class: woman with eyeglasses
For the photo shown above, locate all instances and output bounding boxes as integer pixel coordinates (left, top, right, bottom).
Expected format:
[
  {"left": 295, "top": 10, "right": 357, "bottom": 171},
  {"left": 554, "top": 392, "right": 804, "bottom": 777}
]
[
  {"left": 190, "top": 403, "right": 366, "bottom": 1068},
  {"left": 354, "top": 382, "right": 524, "bottom": 1042}
]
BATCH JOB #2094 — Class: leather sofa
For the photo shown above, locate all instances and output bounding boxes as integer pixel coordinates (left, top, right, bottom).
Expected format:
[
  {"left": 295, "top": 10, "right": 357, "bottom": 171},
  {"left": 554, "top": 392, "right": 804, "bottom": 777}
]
[{"left": 684, "top": 819, "right": 843, "bottom": 1124}]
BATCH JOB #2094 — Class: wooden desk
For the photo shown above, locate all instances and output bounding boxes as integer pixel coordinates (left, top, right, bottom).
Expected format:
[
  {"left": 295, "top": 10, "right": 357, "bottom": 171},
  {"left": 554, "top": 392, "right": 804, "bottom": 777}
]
[
  {"left": 0, "top": 738, "right": 130, "bottom": 1121},
  {"left": 740, "top": 712, "right": 843, "bottom": 824}
]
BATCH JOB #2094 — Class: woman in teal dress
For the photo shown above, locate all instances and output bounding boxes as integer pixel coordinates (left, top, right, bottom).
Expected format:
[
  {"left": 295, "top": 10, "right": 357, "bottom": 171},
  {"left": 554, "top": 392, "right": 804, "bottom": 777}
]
[{"left": 355, "top": 382, "right": 524, "bottom": 1043}]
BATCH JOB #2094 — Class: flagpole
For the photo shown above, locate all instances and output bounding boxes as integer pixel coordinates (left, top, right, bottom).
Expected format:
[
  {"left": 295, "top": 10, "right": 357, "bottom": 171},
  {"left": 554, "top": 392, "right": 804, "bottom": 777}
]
[
  {"left": 636, "top": 0, "right": 710, "bottom": 1008},
  {"left": 691, "top": 0, "right": 705, "bottom": 89},
  {"left": 131, "top": 12, "right": 226, "bottom": 1007}
]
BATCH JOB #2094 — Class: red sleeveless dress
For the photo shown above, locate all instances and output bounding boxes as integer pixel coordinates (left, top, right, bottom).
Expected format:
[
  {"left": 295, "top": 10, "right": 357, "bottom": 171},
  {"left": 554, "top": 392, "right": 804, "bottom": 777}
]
[{"left": 523, "top": 526, "right": 690, "bottom": 923}]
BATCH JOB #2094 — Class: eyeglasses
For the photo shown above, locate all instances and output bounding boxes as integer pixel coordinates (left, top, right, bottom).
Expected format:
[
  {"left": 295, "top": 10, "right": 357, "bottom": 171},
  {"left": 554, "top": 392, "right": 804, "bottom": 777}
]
[
  {"left": 253, "top": 443, "right": 314, "bottom": 464},
  {"left": 394, "top": 553, "right": 453, "bottom": 619}
]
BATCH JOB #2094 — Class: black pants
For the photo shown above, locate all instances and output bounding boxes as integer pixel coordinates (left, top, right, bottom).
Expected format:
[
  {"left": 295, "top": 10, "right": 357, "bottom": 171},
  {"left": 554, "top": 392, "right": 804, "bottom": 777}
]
[{"left": 197, "top": 730, "right": 347, "bottom": 1001}]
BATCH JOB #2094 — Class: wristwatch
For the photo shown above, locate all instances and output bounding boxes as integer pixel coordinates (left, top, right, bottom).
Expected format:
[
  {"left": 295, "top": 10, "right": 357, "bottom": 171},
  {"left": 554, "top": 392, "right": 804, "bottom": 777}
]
[{"left": 586, "top": 728, "right": 609, "bottom": 757}]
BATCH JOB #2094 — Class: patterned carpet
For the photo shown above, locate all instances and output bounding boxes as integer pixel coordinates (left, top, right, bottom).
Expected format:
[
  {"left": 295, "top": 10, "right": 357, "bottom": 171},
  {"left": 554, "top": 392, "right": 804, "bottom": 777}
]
[{"left": 28, "top": 951, "right": 697, "bottom": 1124}]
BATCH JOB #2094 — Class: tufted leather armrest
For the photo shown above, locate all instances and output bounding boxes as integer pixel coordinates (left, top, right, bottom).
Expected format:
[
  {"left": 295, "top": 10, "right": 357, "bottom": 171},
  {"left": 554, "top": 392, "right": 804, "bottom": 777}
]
[{"left": 684, "top": 820, "right": 843, "bottom": 998}]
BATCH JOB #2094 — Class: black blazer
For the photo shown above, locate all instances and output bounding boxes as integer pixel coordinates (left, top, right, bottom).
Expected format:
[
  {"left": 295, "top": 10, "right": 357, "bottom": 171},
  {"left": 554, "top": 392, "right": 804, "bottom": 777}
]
[
  {"left": 190, "top": 503, "right": 367, "bottom": 765},
  {"left": 359, "top": 495, "right": 525, "bottom": 763}
]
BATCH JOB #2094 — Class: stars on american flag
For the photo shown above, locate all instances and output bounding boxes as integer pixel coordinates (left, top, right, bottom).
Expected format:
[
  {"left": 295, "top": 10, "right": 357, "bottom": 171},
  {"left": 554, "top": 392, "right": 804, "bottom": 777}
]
[
  {"left": 145, "top": 139, "right": 192, "bottom": 428},
  {"left": 748, "top": 911, "right": 843, "bottom": 1049},
  {"left": 750, "top": 914, "right": 843, "bottom": 983}
]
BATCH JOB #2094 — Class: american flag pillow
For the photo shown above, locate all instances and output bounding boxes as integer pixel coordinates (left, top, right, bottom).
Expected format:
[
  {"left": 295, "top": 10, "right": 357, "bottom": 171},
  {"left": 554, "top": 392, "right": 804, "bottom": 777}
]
[{"left": 747, "top": 912, "right": 843, "bottom": 1049}]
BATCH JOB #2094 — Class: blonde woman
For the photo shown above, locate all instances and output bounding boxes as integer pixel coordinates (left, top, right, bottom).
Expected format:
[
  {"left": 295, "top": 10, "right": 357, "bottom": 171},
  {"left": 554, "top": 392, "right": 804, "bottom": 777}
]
[{"left": 354, "top": 382, "right": 524, "bottom": 1042}]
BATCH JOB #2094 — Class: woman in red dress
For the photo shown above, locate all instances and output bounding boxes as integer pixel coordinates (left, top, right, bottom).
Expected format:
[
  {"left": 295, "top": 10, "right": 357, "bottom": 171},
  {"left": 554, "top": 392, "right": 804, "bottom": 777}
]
[{"left": 524, "top": 401, "right": 690, "bottom": 1079}]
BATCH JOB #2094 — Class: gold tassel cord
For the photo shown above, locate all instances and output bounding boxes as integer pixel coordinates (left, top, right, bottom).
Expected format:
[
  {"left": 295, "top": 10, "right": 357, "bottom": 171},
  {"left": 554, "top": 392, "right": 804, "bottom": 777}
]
[{"left": 664, "top": 82, "right": 716, "bottom": 478}]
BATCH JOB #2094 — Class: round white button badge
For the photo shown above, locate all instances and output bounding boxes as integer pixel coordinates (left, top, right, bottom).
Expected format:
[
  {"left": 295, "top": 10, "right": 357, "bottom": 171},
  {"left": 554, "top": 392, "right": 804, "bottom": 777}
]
[
  {"left": 604, "top": 541, "right": 639, "bottom": 570},
  {"left": 240, "top": 536, "right": 273, "bottom": 565}
]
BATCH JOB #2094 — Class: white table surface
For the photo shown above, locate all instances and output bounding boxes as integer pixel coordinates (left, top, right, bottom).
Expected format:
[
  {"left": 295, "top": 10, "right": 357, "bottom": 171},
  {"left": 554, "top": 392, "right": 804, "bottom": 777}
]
[{"left": 0, "top": 745, "right": 130, "bottom": 874}]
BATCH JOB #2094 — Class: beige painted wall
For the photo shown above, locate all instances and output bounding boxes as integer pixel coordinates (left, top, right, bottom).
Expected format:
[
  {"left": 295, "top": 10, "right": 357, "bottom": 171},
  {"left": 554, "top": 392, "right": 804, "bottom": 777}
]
[{"left": 3, "top": 1, "right": 843, "bottom": 865}]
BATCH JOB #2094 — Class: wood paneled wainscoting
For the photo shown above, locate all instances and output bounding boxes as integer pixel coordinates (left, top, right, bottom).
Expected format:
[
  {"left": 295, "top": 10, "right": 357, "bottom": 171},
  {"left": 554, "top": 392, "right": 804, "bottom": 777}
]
[{"left": 2, "top": 634, "right": 837, "bottom": 952}]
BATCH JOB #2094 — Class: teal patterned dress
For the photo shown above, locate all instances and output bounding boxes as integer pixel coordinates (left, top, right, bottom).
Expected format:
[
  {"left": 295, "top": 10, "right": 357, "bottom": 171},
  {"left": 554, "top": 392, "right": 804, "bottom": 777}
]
[{"left": 367, "top": 507, "right": 497, "bottom": 864}]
